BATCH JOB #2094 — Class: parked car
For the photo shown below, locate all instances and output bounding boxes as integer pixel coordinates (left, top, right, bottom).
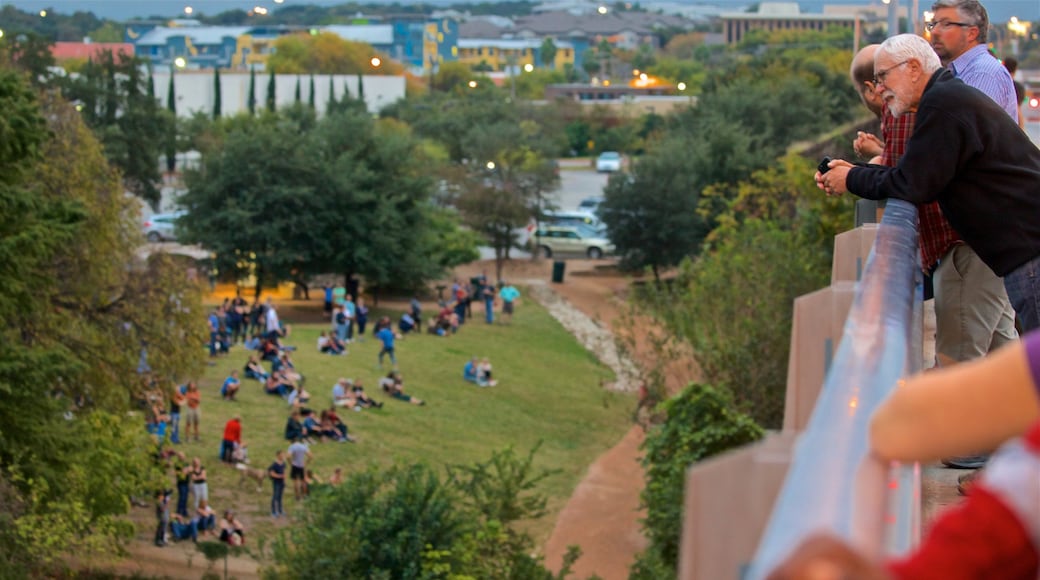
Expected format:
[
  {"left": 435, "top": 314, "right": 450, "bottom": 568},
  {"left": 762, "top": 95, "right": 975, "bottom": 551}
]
[
  {"left": 534, "top": 225, "right": 614, "bottom": 259},
  {"left": 142, "top": 211, "right": 186, "bottom": 242},
  {"left": 595, "top": 151, "right": 622, "bottom": 172},
  {"left": 577, "top": 196, "right": 604, "bottom": 215},
  {"left": 542, "top": 209, "right": 604, "bottom": 231}
]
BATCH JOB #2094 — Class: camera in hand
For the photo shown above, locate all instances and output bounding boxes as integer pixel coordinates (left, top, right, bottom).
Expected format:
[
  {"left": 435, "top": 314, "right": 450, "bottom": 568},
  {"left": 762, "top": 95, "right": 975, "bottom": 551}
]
[{"left": 818, "top": 156, "right": 833, "bottom": 175}]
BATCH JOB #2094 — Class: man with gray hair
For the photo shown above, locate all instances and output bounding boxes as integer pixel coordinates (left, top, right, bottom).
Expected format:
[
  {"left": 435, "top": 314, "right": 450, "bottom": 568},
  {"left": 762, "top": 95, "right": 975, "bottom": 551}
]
[{"left": 817, "top": 34, "right": 1040, "bottom": 335}]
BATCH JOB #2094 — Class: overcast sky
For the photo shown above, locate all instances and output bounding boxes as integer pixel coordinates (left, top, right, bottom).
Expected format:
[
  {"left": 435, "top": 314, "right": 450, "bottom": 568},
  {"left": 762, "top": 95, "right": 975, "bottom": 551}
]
[{"left": 5, "top": 0, "right": 1038, "bottom": 26}]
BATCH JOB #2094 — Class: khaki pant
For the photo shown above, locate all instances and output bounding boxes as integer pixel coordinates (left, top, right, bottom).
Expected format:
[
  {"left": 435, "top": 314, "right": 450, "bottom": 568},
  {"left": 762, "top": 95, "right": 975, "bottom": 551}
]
[{"left": 934, "top": 243, "right": 1018, "bottom": 362}]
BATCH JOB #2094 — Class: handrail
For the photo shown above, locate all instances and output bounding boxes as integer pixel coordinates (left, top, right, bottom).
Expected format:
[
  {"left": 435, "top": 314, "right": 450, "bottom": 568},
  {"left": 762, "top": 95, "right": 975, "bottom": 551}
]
[{"left": 746, "top": 199, "right": 922, "bottom": 579}]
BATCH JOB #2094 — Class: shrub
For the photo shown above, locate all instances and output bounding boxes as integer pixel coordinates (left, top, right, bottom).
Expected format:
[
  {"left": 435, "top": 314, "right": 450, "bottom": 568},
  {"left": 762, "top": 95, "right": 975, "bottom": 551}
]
[{"left": 635, "top": 383, "right": 763, "bottom": 577}]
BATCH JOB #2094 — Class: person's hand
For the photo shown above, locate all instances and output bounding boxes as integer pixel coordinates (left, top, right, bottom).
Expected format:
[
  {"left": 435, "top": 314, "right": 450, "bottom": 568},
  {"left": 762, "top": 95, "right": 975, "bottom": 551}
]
[
  {"left": 766, "top": 534, "right": 890, "bottom": 580},
  {"left": 814, "top": 159, "right": 853, "bottom": 197},
  {"left": 853, "top": 132, "right": 884, "bottom": 159}
]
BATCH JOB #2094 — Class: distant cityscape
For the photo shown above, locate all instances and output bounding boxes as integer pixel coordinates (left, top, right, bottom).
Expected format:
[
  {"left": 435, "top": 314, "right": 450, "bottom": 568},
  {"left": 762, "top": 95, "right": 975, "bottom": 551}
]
[{"left": 3, "top": 0, "right": 1038, "bottom": 22}]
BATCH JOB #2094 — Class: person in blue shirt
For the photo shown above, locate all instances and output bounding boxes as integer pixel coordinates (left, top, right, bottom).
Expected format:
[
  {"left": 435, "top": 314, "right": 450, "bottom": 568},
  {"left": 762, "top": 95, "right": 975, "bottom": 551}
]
[
  {"left": 221, "top": 370, "right": 240, "bottom": 401},
  {"left": 208, "top": 309, "right": 220, "bottom": 357},
  {"left": 375, "top": 319, "right": 397, "bottom": 369},
  {"left": 322, "top": 284, "right": 334, "bottom": 320},
  {"left": 463, "top": 357, "right": 478, "bottom": 383},
  {"left": 498, "top": 283, "right": 520, "bottom": 324}
]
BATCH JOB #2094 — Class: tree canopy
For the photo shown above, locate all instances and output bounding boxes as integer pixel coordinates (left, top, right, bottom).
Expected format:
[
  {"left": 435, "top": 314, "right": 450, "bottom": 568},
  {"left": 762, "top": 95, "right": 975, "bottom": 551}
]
[{"left": 0, "top": 67, "right": 205, "bottom": 575}]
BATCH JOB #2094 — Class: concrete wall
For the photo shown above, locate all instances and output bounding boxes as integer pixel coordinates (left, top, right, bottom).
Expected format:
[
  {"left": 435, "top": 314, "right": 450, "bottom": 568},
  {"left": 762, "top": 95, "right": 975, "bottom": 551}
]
[{"left": 151, "top": 71, "right": 406, "bottom": 117}]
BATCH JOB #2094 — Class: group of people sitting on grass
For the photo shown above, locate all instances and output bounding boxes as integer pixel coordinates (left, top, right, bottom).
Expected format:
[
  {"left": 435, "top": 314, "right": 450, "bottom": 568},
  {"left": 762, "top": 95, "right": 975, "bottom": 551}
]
[
  {"left": 463, "top": 357, "right": 497, "bottom": 387},
  {"left": 283, "top": 407, "right": 355, "bottom": 443}
]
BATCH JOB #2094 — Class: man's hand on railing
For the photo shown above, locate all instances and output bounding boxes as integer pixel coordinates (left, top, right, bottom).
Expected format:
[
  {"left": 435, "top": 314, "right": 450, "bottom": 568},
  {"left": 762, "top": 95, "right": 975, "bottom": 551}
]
[
  {"left": 815, "top": 159, "right": 855, "bottom": 197},
  {"left": 765, "top": 534, "right": 890, "bottom": 580}
]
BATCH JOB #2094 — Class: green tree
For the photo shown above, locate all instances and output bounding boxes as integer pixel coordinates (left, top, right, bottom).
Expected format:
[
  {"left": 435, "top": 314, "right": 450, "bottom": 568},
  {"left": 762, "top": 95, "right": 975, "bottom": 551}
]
[
  {"left": 247, "top": 65, "right": 256, "bottom": 115},
  {"left": 165, "top": 64, "right": 177, "bottom": 173},
  {"left": 61, "top": 50, "right": 172, "bottom": 205},
  {"left": 294, "top": 75, "right": 301, "bottom": 103},
  {"left": 266, "top": 69, "right": 276, "bottom": 112},
  {"left": 598, "top": 137, "right": 713, "bottom": 280},
  {"left": 271, "top": 464, "right": 470, "bottom": 578},
  {"left": 308, "top": 74, "right": 316, "bottom": 109},
  {"left": 0, "top": 71, "right": 204, "bottom": 574},
  {"left": 632, "top": 383, "right": 763, "bottom": 579},
  {"left": 326, "top": 75, "right": 337, "bottom": 114},
  {"left": 179, "top": 113, "right": 322, "bottom": 297},
  {"left": 212, "top": 67, "right": 222, "bottom": 118},
  {"left": 539, "top": 37, "right": 557, "bottom": 67},
  {"left": 0, "top": 32, "right": 55, "bottom": 88}
]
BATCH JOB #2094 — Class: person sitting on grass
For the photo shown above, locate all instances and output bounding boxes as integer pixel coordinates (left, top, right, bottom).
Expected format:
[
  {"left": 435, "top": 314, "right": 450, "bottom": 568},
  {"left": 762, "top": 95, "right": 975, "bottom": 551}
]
[
  {"left": 287, "top": 384, "right": 311, "bottom": 409},
  {"left": 264, "top": 371, "right": 293, "bottom": 398},
  {"left": 284, "top": 410, "right": 305, "bottom": 442},
  {"left": 351, "top": 381, "right": 383, "bottom": 409},
  {"left": 317, "top": 331, "right": 346, "bottom": 355},
  {"left": 399, "top": 312, "right": 416, "bottom": 334},
  {"left": 324, "top": 406, "right": 355, "bottom": 441},
  {"left": 221, "top": 370, "right": 241, "bottom": 401},
  {"left": 301, "top": 410, "right": 323, "bottom": 440},
  {"left": 318, "top": 409, "right": 351, "bottom": 442},
  {"left": 243, "top": 355, "right": 268, "bottom": 381},
  {"left": 332, "top": 378, "right": 358, "bottom": 408},
  {"left": 243, "top": 333, "right": 262, "bottom": 351},
  {"left": 218, "top": 510, "right": 245, "bottom": 546},
  {"left": 379, "top": 372, "right": 425, "bottom": 406},
  {"left": 463, "top": 357, "right": 479, "bottom": 383},
  {"left": 169, "top": 513, "right": 198, "bottom": 543},
  {"left": 259, "top": 337, "right": 279, "bottom": 362},
  {"left": 477, "top": 358, "right": 497, "bottom": 387},
  {"left": 196, "top": 498, "right": 217, "bottom": 536}
]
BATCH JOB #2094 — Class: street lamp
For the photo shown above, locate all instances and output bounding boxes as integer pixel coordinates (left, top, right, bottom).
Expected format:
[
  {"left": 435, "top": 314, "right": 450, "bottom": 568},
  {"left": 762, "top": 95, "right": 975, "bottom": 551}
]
[
  {"left": 370, "top": 56, "right": 382, "bottom": 68},
  {"left": 39, "top": 9, "right": 47, "bottom": 17},
  {"left": 184, "top": 5, "right": 193, "bottom": 15},
  {"left": 523, "top": 63, "right": 534, "bottom": 73},
  {"left": 174, "top": 56, "right": 187, "bottom": 68},
  {"left": 468, "top": 80, "right": 478, "bottom": 88},
  {"left": 486, "top": 161, "right": 496, "bottom": 170},
  {"left": 676, "top": 82, "right": 687, "bottom": 91}
]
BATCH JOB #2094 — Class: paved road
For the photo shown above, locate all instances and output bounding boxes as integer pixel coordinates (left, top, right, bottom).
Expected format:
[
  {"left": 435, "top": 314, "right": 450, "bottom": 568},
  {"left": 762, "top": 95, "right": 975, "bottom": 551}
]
[{"left": 550, "top": 169, "right": 611, "bottom": 212}]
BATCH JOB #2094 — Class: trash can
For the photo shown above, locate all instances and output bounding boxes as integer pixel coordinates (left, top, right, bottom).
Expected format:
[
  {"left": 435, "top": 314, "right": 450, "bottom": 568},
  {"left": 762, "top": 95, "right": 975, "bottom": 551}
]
[{"left": 552, "top": 260, "right": 566, "bottom": 283}]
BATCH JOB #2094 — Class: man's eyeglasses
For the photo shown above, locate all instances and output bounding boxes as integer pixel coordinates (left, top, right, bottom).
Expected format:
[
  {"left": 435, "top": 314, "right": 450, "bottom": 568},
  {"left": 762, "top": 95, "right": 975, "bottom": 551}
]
[
  {"left": 873, "top": 60, "right": 910, "bottom": 87},
  {"left": 926, "top": 20, "right": 973, "bottom": 32}
]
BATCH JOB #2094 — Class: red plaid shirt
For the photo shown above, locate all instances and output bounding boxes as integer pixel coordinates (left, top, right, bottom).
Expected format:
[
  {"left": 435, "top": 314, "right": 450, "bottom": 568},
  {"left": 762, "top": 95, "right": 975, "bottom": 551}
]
[{"left": 881, "top": 105, "right": 961, "bottom": 270}]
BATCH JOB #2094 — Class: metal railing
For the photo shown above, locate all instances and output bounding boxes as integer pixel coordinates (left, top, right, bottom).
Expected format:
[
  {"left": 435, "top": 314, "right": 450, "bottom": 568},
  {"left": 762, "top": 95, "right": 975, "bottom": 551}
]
[{"left": 746, "top": 199, "right": 923, "bottom": 578}]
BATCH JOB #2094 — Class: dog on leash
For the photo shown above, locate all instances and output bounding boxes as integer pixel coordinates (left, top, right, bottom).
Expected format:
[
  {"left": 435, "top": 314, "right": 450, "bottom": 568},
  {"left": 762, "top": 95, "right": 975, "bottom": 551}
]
[{"left": 236, "top": 462, "right": 266, "bottom": 492}]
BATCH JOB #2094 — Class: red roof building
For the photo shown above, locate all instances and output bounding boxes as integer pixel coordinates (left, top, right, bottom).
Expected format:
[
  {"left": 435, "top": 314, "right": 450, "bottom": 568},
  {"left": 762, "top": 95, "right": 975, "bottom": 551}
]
[{"left": 50, "top": 42, "right": 135, "bottom": 61}]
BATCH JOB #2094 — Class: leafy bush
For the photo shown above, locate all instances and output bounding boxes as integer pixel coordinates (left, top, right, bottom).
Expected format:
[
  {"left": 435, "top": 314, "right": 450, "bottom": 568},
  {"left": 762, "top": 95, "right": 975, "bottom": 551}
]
[
  {"left": 634, "top": 383, "right": 763, "bottom": 578},
  {"left": 270, "top": 446, "right": 581, "bottom": 580}
]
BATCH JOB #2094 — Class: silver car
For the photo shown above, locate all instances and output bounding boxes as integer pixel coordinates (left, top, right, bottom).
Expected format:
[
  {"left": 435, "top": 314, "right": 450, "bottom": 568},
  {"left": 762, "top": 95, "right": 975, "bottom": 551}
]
[
  {"left": 142, "top": 211, "right": 186, "bottom": 242},
  {"left": 534, "top": 225, "right": 614, "bottom": 259},
  {"left": 595, "top": 151, "right": 622, "bottom": 172}
]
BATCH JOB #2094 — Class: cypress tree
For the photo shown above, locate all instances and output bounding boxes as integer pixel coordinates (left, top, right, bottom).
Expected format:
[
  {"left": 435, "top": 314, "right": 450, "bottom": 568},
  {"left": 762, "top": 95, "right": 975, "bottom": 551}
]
[
  {"left": 326, "top": 76, "right": 337, "bottom": 114},
  {"left": 247, "top": 66, "right": 256, "bottom": 115},
  {"left": 147, "top": 66, "right": 155, "bottom": 99},
  {"left": 266, "top": 69, "right": 276, "bottom": 112},
  {"left": 356, "top": 73, "right": 364, "bottom": 101},
  {"left": 213, "top": 67, "right": 222, "bottom": 119},
  {"left": 308, "top": 75, "right": 316, "bottom": 109},
  {"left": 166, "top": 66, "right": 177, "bottom": 172},
  {"left": 294, "top": 76, "right": 301, "bottom": 103}
]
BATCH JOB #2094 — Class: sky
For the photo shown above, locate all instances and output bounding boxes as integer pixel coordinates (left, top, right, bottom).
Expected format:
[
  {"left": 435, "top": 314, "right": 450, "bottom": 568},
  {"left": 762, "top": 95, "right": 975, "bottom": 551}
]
[{"left": 3, "top": 0, "right": 1038, "bottom": 24}]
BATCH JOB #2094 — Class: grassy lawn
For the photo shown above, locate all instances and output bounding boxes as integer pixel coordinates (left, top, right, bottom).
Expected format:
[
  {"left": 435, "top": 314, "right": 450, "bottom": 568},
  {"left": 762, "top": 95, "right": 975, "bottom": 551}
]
[{"left": 181, "top": 294, "right": 633, "bottom": 553}]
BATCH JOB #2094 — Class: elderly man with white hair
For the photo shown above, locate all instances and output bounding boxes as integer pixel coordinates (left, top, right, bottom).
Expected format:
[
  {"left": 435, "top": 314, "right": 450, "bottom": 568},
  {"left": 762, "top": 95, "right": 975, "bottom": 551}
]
[{"left": 817, "top": 33, "right": 1040, "bottom": 333}]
